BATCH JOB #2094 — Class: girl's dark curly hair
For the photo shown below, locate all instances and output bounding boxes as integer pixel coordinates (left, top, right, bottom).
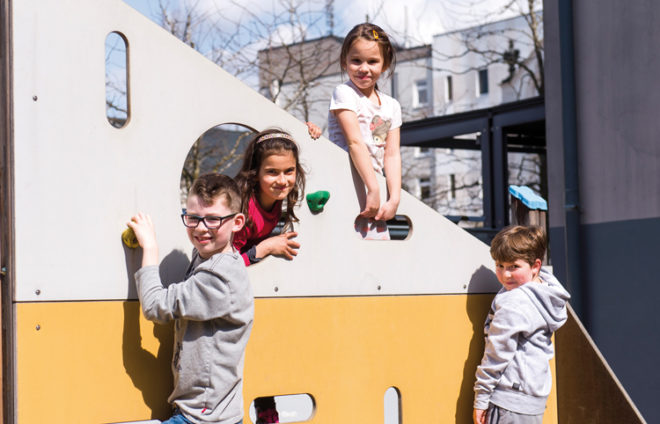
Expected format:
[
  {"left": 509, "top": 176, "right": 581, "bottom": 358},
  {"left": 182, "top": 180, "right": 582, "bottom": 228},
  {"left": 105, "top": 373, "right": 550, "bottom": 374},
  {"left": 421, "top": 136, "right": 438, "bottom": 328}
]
[{"left": 234, "top": 128, "right": 305, "bottom": 232}]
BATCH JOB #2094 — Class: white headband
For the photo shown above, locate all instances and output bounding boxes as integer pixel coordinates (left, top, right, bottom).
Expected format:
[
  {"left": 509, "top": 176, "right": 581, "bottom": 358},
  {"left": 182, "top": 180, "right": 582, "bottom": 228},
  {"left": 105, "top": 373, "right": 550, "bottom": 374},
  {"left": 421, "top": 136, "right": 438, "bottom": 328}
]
[{"left": 256, "top": 132, "right": 295, "bottom": 143}]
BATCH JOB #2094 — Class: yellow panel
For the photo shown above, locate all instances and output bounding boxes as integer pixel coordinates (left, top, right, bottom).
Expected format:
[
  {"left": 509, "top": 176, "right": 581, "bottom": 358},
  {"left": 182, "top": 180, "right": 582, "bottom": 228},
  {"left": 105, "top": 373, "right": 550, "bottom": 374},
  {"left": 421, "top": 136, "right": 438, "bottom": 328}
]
[
  {"left": 16, "top": 301, "right": 173, "bottom": 423},
  {"left": 16, "top": 297, "right": 558, "bottom": 423},
  {"left": 245, "top": 296, "right": 559, "bottom": 424}
]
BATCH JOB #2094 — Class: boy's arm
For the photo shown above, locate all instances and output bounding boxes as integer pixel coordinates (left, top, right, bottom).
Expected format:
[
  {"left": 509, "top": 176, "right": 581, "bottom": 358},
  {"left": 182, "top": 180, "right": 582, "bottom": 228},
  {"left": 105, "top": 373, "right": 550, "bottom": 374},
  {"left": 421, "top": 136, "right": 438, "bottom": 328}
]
[
  {"left": 474, "top": 297, "right": 531, "bottom": 410},
  {"left": 376, "top": 127, "right": 401, "bottom": 221},
  {"left": 334, "top": 109, "right": 381, "bottom": 218},
  {"left": 135, "top": 258, "right": 241, "bottom": 323}
]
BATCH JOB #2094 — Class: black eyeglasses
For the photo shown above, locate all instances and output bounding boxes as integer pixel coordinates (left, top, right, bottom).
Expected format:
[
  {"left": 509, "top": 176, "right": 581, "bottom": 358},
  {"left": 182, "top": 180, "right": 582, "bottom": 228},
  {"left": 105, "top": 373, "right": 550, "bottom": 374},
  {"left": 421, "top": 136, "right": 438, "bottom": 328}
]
[{"left": 181, "top": 210, "right": 237, "bottom": 229}]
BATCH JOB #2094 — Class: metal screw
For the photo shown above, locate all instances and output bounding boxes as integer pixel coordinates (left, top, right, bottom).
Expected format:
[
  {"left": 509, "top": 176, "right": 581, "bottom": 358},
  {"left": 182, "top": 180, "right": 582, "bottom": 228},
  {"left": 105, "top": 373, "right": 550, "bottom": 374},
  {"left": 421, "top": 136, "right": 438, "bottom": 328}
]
[
  {"left": 463, "top": 284, "right": 467, "bottom": 289},
  {"left": 377, "top": 285, "right": 381, "bottom": 290},
  {"left": 32, "top": 95, "right": 38, "bottom": 101},
  {"left": 36, "top": 325, "right": 41, "bottom": 331},
  {"left": 274, "top": 286, "right": 279, "bottom": 292},
  {"left": 35, "top": 289, "right": 41, "bottom": 295}
]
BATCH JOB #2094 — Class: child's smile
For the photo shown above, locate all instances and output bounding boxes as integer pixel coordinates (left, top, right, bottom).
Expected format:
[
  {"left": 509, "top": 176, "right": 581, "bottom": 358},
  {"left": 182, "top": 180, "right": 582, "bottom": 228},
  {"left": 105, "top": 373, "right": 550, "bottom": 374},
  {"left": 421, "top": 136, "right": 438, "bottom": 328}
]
[
  {"left": 257, "top": 151, "right": 297, "bottom": 210},
  {"left": 345, "top": 38, "right": 385, "bottom": 98},
  {"left": 185, "top": 195, "right": 237, "bottom": 258}
]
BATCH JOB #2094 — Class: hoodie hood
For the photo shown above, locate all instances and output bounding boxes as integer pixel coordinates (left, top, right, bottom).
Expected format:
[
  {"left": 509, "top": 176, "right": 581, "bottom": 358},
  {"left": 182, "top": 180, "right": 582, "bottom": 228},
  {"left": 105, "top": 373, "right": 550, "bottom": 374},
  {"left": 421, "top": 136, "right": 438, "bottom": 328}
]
[{"left": 519, "top": 267, "right": 571, "bottom": 332}]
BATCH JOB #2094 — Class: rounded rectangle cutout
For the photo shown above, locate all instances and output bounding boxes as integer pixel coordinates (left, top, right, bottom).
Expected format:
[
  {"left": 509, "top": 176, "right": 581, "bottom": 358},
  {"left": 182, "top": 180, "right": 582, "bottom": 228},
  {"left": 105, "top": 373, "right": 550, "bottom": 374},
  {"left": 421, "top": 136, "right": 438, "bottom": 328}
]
[
  {"left": 354, "top": 215, "right": 412, "bottom": 240},
  {"left": 249, "top": 394, "right": 315, "bottom": 423}
]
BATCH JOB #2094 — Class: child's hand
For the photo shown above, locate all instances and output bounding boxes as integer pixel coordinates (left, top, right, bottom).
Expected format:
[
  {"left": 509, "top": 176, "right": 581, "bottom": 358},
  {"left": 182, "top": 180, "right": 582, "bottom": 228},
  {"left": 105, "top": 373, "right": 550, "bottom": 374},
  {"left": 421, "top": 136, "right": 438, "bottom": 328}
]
[
  {"left": 473, "top": 408, "right": 487, "bottom": 424},
  {"left": 306, "top": 122, "right": 322, "bottom": 140},
  {"left": 127, "top": 213, "right": 159, "bottom": 267},
  {"left": 127, "top": 213, "right": 157, "bottom": 250},
  {"left": 360, "top": 188, "right": 380, "bottom": 218},
  {"left": 258, "top": 232, "right": 300, "bottom": 260},
  {"left": 375, "top": 199, "right": 398, "bottom": 222}
]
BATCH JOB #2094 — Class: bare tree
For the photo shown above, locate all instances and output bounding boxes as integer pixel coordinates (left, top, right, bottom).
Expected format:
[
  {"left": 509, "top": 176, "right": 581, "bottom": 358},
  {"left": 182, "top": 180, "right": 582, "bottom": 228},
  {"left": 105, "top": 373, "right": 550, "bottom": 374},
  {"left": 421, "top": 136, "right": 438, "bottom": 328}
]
[
  {"left": 434, "top": 0, "right": 544, "bottom": 96},
  {"left": 147, "top": 0, "right": 341, "bottom": 193}
]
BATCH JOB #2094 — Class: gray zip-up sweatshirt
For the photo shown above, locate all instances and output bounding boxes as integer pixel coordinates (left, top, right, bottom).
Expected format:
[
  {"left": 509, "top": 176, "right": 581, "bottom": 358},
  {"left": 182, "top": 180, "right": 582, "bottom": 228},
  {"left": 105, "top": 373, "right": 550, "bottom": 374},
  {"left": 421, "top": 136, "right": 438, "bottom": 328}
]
[
  {"left": 135, "top": 249, "right": 254, "bottom": 424},
  {"left": 474, "top": 268, "right": 570, "bottom": 415}
]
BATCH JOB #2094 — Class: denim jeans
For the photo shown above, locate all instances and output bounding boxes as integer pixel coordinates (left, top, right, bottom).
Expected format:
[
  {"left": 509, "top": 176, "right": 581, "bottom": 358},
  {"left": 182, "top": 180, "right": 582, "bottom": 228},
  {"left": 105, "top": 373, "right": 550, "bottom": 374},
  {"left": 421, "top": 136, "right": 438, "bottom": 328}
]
[
  {"left": 161, "top": 410, "right": 193, "bottom": 424},
  {"left": 161, "top": 409, "right": 243, "bottom": 424}
]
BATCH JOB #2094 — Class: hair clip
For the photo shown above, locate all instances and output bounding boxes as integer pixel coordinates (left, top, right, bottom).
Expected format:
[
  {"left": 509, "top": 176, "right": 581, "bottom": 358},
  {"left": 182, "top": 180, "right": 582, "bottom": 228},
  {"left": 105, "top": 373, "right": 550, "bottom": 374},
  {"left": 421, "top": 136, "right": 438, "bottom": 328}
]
[
  {"left": 256, "top": 132, "right": 295, "bottom": 143},
  {"left": 372, "top": 29, "right": 379, "bottom": 40}
]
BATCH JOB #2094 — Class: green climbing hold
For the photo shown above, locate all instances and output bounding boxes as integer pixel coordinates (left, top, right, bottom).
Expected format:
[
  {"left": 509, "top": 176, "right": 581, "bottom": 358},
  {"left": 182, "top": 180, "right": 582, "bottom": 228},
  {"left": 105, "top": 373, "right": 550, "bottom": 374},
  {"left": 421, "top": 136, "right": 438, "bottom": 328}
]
[{"left": 306, "top": 190, "right": 330, "bottom": 212}]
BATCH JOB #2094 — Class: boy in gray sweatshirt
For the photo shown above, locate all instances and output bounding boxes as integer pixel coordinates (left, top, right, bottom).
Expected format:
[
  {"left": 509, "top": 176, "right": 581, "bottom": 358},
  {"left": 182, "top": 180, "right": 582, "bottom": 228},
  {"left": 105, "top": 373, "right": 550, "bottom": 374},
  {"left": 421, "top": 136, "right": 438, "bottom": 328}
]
[
  {"left": 128, "top": 173, "right": 253, "bottom": 424},
  {"left": 473, "top": 226, "right": 570, "bottom": 424}
]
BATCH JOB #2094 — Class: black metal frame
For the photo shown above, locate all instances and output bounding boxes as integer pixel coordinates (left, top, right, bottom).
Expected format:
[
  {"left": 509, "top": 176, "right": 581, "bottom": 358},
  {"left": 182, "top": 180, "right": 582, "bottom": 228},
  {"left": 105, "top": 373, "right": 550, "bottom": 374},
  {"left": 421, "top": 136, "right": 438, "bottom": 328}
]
[
  {"left": 0, "top": 0, "right": 14, "bottom": 421},
  {"left": 401, "top": 97, "right": 545, "bottom": 243}
]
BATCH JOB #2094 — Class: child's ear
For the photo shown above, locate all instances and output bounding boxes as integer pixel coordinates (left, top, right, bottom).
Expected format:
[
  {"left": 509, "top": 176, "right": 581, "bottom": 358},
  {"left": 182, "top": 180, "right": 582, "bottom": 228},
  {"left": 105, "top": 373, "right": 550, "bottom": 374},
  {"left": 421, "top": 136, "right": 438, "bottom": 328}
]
[
  {"left": 532, "top": 258, "right": 542, "bottom": 274},
  {"left": 231, "top": 213, "right": 246, "bottom": 233}
]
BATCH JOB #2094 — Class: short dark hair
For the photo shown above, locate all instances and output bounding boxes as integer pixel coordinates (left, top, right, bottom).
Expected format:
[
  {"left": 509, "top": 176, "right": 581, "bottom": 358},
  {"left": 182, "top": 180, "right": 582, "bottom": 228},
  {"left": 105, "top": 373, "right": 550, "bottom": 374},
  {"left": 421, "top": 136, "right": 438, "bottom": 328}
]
[
  {"left": 189, "top": 173, "right": 241, "bottom": 213},
  {"left": 490, "top": 225, "right": 547, "bottom": 266}
]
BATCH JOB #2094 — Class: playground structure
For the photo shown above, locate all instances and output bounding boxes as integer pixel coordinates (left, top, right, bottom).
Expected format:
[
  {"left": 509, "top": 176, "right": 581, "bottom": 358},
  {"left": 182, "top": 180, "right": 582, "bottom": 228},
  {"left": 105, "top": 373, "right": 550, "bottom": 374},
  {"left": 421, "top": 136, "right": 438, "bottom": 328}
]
[{"left": 0, "top": 1, "right": 647, "bottom": 423}]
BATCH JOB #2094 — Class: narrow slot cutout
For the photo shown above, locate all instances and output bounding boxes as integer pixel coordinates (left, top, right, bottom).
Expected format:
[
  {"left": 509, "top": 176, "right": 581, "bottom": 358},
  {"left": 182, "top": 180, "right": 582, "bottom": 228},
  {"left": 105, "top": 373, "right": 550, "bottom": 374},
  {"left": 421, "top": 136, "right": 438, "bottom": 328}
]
[
  {"left": 104, "top": 31, "right": 130, "bottom": 128},
  {"left": 384, "top": 386, "right": 402, "bottom": 424}
]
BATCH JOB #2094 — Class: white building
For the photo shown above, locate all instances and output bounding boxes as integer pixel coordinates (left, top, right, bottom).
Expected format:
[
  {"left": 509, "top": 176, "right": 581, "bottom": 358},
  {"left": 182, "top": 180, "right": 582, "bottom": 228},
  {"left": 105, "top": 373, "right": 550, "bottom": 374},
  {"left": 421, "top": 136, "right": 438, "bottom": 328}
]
[{"left": 259, "top": 13, "right": 543, "bottom": 225}]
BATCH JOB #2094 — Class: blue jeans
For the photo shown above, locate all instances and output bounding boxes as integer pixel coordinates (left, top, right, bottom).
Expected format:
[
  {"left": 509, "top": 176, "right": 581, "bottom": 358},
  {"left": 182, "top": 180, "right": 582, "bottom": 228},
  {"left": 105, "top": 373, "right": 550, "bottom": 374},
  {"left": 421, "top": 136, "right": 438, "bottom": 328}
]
[{"left": 162, "top": 409, "right": 243, "bottom": 424}]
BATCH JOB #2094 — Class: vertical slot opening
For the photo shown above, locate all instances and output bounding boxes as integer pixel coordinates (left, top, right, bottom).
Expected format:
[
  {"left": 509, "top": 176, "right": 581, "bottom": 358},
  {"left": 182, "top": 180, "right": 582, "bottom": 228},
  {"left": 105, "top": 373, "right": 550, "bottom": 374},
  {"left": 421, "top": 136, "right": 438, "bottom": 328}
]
[
  {"left": 384, "top": 386, "right": 402, "bottom": 424},
  {"left": 105, "top": 31, "right": 130, "bottom": 128}
]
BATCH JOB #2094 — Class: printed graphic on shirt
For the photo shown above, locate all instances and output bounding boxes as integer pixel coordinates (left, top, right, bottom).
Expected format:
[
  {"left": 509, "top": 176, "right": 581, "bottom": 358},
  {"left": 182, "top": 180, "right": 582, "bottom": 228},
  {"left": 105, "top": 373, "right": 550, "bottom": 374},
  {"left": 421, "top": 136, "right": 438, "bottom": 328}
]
[{"left": 370, "top": 115, "right": 391, "bottom": 147}]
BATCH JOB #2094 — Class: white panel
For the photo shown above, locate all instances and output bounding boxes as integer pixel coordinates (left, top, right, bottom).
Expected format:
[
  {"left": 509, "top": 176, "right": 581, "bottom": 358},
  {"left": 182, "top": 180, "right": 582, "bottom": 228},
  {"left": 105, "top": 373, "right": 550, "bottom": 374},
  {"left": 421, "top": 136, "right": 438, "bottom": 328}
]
[{"left": 12, "top": 0, "right": 500, "bottom": 301}]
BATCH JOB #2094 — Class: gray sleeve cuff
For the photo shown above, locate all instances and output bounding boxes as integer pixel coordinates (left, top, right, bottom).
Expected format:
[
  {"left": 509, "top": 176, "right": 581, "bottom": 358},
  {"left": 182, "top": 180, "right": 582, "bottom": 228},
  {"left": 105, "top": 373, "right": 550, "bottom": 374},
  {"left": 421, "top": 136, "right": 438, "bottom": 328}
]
[{"left": 247, "top": 246, "right": 262, "bottom": 264}]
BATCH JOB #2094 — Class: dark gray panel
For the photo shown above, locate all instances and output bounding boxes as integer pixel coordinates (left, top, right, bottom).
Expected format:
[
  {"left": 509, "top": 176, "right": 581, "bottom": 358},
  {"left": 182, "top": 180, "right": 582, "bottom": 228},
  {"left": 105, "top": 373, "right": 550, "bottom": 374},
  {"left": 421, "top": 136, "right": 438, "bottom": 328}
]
[
  {"left": 542, "top": 0, "right": 567, "bottom": 228},
  {"left": 582, "top": 217, "right": 660, "bottom": 423},
  {"left": 573, "top": 1, "right": 660, "bottom": 223}
]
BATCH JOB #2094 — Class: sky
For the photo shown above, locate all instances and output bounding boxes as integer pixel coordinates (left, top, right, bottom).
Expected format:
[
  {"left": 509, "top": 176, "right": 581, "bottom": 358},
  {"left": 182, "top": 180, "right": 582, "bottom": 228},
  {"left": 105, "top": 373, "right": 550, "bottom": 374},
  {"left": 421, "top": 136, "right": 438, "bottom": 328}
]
[
  {"left": 122, "top": 0, "right": 527, "bottom": 46},
  {"left": 120, "top": 0, "right": 532, "bottom": 89}
]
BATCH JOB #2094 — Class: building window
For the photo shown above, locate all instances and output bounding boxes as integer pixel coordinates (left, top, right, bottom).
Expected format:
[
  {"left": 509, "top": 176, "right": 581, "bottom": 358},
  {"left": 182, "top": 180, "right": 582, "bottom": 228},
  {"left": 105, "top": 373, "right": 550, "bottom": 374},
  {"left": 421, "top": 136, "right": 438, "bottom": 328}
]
[
  {"left": 414, "top": 79, "right": 429, "bottom": 107},
  {"left": 478, "top": 69, "right": 489, "bottom": 95},
  {"left": 391, "top": 72, "right": 399, "bottom": 99},
  {"left": 445, "top": 75, "right": 453, "bottom": 101},
  {"left": 419, "top": 177, "right": 431, "bottom": 201},
  {"left": 449, "top": 174, "right": 457, "bottom": 200},
  {"left": 415, "top": 146, "right": 431, "bottom": 157}
]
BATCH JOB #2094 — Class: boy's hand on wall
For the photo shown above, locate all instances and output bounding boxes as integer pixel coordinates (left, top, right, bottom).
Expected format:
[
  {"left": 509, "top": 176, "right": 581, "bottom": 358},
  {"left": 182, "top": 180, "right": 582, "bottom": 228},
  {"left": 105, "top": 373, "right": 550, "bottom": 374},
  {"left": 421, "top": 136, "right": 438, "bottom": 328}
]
[{"left": 127, "top": 213, "right": 157, "bottom": 250}]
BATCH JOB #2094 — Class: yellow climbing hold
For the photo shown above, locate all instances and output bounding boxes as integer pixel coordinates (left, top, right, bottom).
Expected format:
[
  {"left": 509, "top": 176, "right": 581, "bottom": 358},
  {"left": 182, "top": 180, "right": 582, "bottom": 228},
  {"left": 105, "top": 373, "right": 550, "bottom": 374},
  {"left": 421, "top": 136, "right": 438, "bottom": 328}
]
[{"left": 122, "top": 227, "right": 139, "bottom": 248}]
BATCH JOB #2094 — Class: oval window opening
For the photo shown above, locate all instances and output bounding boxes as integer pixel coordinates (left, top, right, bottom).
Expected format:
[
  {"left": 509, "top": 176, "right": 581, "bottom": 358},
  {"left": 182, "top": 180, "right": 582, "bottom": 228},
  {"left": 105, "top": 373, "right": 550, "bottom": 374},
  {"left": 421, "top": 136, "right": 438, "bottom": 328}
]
[
  {"left": 179, "top": 123, "right": 255, "bottom": 205},
  {"left": 354, "top": 214, "right": 412, "bottom": 240},
  {"left": 249, "top": 394, "right": 315, "bottom": 423},
  {"left": 104, "top": 31, "right": 130, "bottom": 128},
  {"left": 384, "top": 386, "right": 401, "bottom": 424}
]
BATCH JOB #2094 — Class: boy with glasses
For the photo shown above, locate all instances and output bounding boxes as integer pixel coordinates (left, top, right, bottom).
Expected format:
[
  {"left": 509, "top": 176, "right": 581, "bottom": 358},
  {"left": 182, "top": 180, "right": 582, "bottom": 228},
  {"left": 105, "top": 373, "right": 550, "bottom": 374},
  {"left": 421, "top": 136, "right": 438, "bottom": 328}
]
[{"left": 128, "top": 173, "right": 252, "bottom": 424}]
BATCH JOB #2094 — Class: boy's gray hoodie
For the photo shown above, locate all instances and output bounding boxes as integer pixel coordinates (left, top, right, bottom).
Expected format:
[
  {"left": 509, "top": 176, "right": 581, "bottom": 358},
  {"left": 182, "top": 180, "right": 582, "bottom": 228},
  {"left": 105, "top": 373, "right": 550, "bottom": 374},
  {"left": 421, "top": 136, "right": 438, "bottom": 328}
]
[
  {"left": 135, "top": 249, "right": 253, "bottom": 424},
  {"left": 474, "top": 268, "right": 570, "bottom": 415}
]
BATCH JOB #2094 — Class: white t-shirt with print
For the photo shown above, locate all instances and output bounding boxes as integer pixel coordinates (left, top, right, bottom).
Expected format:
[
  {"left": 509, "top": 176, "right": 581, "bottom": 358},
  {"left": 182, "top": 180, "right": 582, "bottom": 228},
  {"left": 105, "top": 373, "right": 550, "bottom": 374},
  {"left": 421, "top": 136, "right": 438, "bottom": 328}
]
[{"left": 328, "top": 80, "right": 402, "bottom": 175}]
